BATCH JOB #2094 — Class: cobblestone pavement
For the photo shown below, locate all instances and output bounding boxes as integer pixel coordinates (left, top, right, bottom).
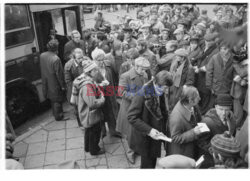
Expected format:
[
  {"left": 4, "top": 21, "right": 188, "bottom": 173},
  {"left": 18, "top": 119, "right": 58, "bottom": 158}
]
[{"left": 13, "top": 103, "right": 166, "bottom": 169}]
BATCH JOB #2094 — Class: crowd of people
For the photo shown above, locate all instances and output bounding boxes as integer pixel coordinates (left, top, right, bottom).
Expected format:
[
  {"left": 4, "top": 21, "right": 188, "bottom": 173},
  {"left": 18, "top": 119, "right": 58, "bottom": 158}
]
[{"left": 7, "top": 4, "right": 248, "bottom": 169}]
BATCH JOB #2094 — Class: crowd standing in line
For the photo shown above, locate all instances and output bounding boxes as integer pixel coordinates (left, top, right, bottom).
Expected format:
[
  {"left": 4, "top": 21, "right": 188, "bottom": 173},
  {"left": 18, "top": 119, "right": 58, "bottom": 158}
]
[{"left": 7, "top": 4, "right": 248, "bottom": 169}]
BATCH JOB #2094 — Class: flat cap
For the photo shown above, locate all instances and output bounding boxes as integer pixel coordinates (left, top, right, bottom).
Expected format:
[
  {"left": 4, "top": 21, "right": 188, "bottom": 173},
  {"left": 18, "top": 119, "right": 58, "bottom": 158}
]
[
  {"left": 135, "top": 57, "right": 150, "bottom": 69},
  {"left": 177, "top": 19, "right": 189, "bottom": 26},
  {"left": 140, "top": 23, "right": 151, "bottom": 29},
  {"left": 174, "top": 48, "right": 189, "bottom": 57},
  {"left": 204, "top": 32, "right": 218, "bottom": 41},
  {"left": 173, "top": 28, "right": 184, "bottom": 34},
  {"left": 166, "top": 40, "right": 178, "bottom": 47},
  {"left": 196, "top": 22, "right": 207, "bottom": 31}
]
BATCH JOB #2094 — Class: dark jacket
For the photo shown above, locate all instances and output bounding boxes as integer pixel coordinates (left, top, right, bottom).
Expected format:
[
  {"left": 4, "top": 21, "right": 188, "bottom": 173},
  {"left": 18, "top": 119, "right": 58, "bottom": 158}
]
[
  {"left": 64, "top": 58, "right": 83, "bottom": 102},
  {"left": 63, "top": 40, "right": 86, "bottom": 62},
  {"left": 116, "top": 67, "right": 148, "bottom": 139},
  {"left": 197, "top": 108, "right": 236, "bottom": 154},
  {"left": 127, "top": 82, "right": 168, "bottom": 158},
  {"left": 40, "top": 51, "right": 65, "bottom": 102},
  {"left": 206, "top": 52, "right": 235, "bottom": 95},
  {"left": 195, "top": 44, "right": 218, "bottom": 93},
  {"left": 169, "top": 101, "right": 201, "bottom": 159}
]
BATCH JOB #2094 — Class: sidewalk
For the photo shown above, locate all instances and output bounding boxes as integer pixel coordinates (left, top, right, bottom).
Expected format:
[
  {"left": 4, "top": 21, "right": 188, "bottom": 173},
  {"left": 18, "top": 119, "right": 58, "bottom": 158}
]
[{"left": 12, "top": 103, "right": 149, "bottom": 169}]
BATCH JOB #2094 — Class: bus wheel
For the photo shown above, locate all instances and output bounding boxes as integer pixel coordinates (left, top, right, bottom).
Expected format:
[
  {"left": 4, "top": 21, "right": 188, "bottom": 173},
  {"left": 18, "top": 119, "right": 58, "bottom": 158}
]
[{"left": 6, "top": 87, "right": 39, "bottom": 128}]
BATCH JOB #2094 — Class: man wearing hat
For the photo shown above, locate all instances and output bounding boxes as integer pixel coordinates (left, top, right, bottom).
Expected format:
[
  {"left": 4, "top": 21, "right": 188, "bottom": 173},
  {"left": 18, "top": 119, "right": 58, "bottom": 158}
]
[
  {"left": 137, "top": 38, "right": 158, "bottom": 79},
  {"left": 140, "top": 23, "right": 157, "bottom": 45},
  {"left": 206, "top": 42, "right": 235, "bottom": 107},
  {"left": 117, "top": 57, "right": 150, "bottom": 164},
  {"left": 123, "top": 27, "right": 137, "bottom": 50},
  {"left": 193, "top": 32, "right": 219, "bottom": 115},
  {"left": 40, "top": 39, "right": 66, "bottom": 121},
  {"left": 128, "top": 70, "right": 173, "bottom": 168},
  {"left": 169, "top": 48, "right": 192, "bottom": 110},
  {"left": 197, "top": 94, "right": 236, "bottom": 168},
  {"left": 173, "top": 28, "right": 190, "bottom": 49},
  {"left": 71, "top": 61, "right": 105, "bottom": 156},
  {"left": 149, "top": 14, "right": 165, "bottom": 34}
]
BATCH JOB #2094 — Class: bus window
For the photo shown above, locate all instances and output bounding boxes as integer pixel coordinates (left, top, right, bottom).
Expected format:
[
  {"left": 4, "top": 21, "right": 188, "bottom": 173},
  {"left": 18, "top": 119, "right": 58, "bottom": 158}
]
[
  {"left": 5, "top": 5, "right": 34, "bottom": 48},
  {"left": 51, "top": 9, "right": 64, "bottom": 36},
  {"left": 65, "top": 10, "right": 77, "bottom": 36}
]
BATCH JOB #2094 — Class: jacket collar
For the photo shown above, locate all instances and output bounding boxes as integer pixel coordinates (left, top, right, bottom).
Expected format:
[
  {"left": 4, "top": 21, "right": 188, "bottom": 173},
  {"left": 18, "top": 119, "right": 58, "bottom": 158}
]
[
  {"left": 175, "top": 101, "right": 192, "bottom": 122},
  {"left": 129, "top": 67, "right": 147, "bottom": 80}
]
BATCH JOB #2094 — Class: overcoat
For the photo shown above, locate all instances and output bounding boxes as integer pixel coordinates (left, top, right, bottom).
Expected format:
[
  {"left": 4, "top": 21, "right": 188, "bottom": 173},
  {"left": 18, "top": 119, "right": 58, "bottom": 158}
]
[{"left": 40, "top": 51, "right": 65, "bottom": 102}]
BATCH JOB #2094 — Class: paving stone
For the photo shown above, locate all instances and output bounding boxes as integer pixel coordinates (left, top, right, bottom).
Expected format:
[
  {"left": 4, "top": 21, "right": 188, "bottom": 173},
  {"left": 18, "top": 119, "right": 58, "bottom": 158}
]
[
  {"left": 66, "top": 127, "right": 84, "bottom": 139},
  {"left": 23, "top": 130, "right": 48, "bottom": 144},
  {"left": 43, "top": 121, "right": 65, "bottom": 131},
  {"left": 85, "top": 157, "right": 107, "bottom": 168},
  {"left": 102, "top": 135, "right": 121, "bottom": 145},
  {"left": 128, "top": 155, "right": 141, "bottom": 168},
  {"left": 76, "top": 160, "right": 86, "bottom": 169},
  {"left": 24, "top": 154, "right": 45, "bottom": 169},
  {"left": 66, "top": 137, "right": 84, "bottom": 149},
  {"left": 13, "top": 142, "right": 28, "bottom": 158},
  {"left": 107, "top": 155, "right": 130, "bottom": 168},
  {"left": 104, "top": 143, "right": 125, "bottom": 156},
  {"left": 65, "top": 148, "right": 85, "bottom": 161},
  {"left": 19, "top": 157, "right": 26, "bottom": 166},
  {"left": 27, "top": 142, "right": 47, "bottom": 155},
  {"left": 85, "top": 152, "right": 106, "bottom": 160},
  {"left": 66, "top": 119, "right": 79, "bottom": 129},
  {"left": 48, "top": 130, "right": 65, "bottom": 141},
  {"left": 46, "top": 139, "right": 66, "bottom": 152},
  {"left": 44, "top": 150, "right": 65, "bottom": 165}
]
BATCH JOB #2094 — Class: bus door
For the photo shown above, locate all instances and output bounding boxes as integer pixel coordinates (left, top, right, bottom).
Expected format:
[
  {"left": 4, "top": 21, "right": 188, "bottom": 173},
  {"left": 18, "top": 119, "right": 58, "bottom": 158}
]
[{"left": 31, "top": 5, "right": 82, "bottom": 66}]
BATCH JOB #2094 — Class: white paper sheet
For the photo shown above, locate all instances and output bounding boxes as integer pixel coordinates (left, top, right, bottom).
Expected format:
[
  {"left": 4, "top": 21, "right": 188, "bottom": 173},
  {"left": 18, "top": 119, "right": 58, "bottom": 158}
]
[{"left": 197, "top": 123, "right": 210, "bottom": 133}]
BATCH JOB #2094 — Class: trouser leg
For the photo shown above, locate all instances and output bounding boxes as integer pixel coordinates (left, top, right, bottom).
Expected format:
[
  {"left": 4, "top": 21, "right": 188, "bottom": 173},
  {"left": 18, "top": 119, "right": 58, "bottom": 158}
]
[
  {"left": 84, "top": 128, "right": 90, "bottom": 152},
  {"left": 52, "top": 101, "right": 63, "bottom": 121},
  {"left": 89, "top": 122, "right": 102, "bottom": 155},
  {"left": 140, "top": 156, "right": 157, "bottom": 169}
]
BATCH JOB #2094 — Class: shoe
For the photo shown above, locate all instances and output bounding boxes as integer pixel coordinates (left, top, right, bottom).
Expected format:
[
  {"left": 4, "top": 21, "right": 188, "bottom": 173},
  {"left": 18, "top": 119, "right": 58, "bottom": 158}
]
[
  {"left": 110, "top": 131, "right": 122, "bottom": 138},
  {"left": 91, "top": 148, "right": 105, "bottom": 156},
  {"left": 126, "top": 153, "right": 135, "bottom": 164}
]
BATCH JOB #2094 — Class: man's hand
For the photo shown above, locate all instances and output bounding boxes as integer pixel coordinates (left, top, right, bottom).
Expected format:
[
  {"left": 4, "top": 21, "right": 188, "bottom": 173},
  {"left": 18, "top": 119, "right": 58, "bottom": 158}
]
[
  {"left": 193, "top": 125, "right": 202, "bottom": 135},
  {"left": 148, "top": 128, "right": 161, "bottom": 140}
]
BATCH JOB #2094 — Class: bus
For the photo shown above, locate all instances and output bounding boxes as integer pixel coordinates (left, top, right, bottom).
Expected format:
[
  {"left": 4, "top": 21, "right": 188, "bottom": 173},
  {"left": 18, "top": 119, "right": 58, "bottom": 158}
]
[{"left": 5, "top": 4, "right": 83, "bottom": 128}]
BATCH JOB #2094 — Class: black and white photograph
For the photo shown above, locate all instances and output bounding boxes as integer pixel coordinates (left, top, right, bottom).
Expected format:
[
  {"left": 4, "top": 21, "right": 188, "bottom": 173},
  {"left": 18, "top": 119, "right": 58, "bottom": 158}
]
[{"left": 2, "top": 1, "right": 249, "bottom": 171}]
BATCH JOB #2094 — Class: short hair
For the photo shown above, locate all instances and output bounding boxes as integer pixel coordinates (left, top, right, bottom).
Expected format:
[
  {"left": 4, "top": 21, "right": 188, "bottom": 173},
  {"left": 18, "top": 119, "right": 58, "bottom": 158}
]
[
  {"left": 155, "top": 70, "right": 173, "bottom": 87},
  {"left": 96, "top": 32, "right": 107, "bottom": 41},
  {"left": 72, "top": 48, "right": 83, "bottom": 58},
  {"left": 71, "top": 30, "right": 81, "bottom": 39},
  {"left": 180, "top": 86, "right": 199, "bottom": 105}
]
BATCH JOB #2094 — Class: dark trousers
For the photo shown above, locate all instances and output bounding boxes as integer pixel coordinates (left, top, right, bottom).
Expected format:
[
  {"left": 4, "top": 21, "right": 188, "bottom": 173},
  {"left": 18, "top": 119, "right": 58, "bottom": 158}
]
[
  {"left": 51, "top": 101, "right": 63, "bottom": 121},
  {"left": 141, "top": 156, "right": 157, "bottom": 169},
  {"left": 84, "top": 122, "right": 101, "bottom": 155}
]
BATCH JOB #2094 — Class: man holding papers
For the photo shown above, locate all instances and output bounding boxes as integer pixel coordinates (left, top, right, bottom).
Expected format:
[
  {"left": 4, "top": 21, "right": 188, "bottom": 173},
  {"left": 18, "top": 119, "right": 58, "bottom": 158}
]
[
  {"left": 127, "top": 70, "right": 173, "bottom": 168},
  {"left": 168, "top": 86, "right": 203, "bottom": 159}
]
